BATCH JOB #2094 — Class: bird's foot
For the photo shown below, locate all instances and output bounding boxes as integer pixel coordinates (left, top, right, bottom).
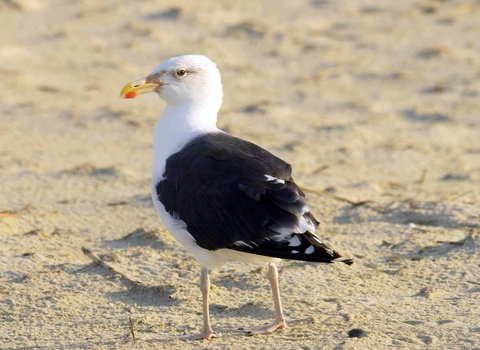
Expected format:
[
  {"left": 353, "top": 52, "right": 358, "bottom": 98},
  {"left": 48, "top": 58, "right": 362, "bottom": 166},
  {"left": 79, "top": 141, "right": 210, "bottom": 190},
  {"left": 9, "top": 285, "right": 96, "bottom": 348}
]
[
  {"left": 239, "top": 319, "right": 286, "bottom": 335},
  {"left": 180, "top": 329, "right": 218, "bottom": 341}
]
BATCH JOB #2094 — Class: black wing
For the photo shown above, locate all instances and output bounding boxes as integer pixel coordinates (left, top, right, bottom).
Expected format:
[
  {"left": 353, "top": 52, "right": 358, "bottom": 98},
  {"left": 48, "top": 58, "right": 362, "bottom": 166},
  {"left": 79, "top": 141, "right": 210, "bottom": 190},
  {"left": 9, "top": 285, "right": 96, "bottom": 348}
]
[{"left": 156, "top": 132, "right": 352, "bottom": 265}]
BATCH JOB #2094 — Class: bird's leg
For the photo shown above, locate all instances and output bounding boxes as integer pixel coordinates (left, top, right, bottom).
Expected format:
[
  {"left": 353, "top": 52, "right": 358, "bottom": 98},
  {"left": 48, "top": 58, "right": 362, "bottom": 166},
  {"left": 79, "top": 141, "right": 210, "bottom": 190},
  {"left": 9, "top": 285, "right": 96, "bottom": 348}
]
[
  {"left": 199, "top": 268, "right": 216, "bottom": 339},
  {"left": 180, "top": 267, "right": 217, "bottom": 340},
  {"left": 267, "top": 263, "right": 287, "bottom": 330},
  {"left": 241, "top": 263, "right": 287, "bottom": 335}
]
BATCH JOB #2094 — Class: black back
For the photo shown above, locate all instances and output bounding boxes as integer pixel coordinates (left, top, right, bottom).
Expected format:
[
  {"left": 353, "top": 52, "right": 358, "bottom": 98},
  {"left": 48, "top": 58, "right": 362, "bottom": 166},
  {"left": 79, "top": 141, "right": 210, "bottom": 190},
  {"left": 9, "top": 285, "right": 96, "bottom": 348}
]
[{"left": 156, "top": 132, "right": 352, "bottom": 265}]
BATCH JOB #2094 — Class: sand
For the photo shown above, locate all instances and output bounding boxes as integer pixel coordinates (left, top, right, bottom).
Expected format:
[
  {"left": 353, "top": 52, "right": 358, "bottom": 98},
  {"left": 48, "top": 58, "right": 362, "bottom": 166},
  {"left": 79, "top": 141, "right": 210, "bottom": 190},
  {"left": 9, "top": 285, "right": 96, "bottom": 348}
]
[{"left": 1, "top": 0, "right": 479, "bottom": 349}]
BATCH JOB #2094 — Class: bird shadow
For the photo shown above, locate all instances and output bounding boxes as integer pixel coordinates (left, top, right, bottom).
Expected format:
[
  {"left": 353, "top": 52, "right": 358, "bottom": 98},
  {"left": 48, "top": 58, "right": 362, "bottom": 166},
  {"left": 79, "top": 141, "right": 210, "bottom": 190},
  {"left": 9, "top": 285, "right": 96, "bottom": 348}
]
[
  {"left": 210, "top": 300, "right": 274, "bottom": 321},
  {"left": 103, "top": 227, "right": 170, "bottom": 250},
  {"left": 75, "top": 260, "right": 181, "bottom": 303}
]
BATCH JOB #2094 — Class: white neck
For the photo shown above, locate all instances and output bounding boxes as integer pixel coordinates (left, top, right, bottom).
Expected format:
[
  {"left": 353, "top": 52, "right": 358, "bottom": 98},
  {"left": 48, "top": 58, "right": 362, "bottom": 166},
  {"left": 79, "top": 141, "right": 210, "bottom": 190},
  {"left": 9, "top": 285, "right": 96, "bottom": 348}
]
[{"left": 152, "top": 101, "right": 220, "bottom": 182}]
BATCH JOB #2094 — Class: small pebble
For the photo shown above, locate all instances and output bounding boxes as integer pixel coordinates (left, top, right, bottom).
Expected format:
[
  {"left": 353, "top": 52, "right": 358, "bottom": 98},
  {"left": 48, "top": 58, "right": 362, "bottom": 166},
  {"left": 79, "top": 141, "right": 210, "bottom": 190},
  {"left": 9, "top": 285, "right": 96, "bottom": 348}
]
[{"left": 348, "top": 328, "right": 367, "bottom": 338}]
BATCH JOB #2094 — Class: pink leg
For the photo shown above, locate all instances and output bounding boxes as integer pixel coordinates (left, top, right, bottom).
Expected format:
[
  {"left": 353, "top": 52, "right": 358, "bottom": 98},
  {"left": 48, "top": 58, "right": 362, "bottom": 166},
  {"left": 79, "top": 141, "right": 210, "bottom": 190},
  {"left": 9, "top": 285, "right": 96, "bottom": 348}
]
[
  {"left": 241, "top": 263, "right": 287, "bottom": 335},
  {"left": 181, "top": 267, "right": 217, "bottom": 340}
]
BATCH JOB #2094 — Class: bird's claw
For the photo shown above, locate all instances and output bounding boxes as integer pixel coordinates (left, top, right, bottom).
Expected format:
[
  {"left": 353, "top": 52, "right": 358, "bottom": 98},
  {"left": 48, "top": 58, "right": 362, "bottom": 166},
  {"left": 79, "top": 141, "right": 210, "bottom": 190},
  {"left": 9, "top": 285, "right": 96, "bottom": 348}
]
[{"left": 180, "top": 330, "right": 218, "bottom": 341}]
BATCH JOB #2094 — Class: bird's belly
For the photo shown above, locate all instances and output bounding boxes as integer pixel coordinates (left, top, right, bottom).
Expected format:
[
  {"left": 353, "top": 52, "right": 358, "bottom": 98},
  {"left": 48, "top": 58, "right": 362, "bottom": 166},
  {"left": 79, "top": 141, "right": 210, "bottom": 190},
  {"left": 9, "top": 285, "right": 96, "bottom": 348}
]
[{"left": 214, "top": 249, "right": 281, "bottom": 265}]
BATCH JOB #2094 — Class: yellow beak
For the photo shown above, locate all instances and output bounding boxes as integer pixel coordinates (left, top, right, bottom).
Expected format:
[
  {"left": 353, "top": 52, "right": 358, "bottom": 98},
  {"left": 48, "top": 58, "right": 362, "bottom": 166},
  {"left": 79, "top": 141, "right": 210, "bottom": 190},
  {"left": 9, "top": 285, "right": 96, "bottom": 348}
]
[{"left": 119, "top": 78, "right": 160, "bottom": 99}]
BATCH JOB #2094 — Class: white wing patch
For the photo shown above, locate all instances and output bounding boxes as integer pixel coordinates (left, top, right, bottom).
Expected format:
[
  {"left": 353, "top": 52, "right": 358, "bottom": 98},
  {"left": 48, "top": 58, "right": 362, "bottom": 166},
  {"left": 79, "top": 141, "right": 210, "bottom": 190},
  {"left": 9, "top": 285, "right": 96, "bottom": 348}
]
[
  {"left": 268, "top": 214, "right": 315, "bottom": 236},
  {"left": 305, "top": 245, "right": 315, "bottom": 254},
  {"left": 301, "top": 204, "right": 310, "bottom": 214},
  {"left": 264, "top": 174, "right": 285, "bottom": 184},
  {"left": 298, "top": 216, "right": 315, "bottom": 233},
  {"left": 288, "top": 235, "right": 301, "bottom": 247}
]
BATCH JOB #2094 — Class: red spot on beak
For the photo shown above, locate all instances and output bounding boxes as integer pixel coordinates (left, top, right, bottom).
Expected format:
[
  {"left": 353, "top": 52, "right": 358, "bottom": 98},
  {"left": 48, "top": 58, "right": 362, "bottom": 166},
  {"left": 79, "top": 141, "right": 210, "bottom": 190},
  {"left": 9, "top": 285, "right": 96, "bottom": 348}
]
[{"left": 125, "top": 91, "right": 136, "bottom": 99}]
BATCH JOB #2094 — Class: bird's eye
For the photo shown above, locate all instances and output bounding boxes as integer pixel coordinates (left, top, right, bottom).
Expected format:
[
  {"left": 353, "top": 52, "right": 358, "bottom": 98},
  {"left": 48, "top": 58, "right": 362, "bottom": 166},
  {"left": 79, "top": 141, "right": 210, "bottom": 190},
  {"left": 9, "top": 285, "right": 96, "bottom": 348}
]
[{"left": 176, "top": 69, "right": 187, "bottom": 77}]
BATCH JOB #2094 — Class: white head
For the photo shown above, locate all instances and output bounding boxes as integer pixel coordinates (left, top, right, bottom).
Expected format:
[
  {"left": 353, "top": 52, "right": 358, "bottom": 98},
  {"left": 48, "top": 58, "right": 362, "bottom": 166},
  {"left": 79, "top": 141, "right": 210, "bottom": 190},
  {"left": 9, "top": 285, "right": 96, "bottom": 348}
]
[{"left": 120, "top": 55, "right": 223, "bottom": 112}]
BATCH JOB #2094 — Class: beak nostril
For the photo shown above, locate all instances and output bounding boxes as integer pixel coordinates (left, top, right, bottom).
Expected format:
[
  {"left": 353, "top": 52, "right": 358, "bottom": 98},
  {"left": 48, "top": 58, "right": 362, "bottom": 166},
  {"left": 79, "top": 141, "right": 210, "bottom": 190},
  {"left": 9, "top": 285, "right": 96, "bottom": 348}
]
[{"left": 133, "top": 84, "right": 140, "bottom": 88}]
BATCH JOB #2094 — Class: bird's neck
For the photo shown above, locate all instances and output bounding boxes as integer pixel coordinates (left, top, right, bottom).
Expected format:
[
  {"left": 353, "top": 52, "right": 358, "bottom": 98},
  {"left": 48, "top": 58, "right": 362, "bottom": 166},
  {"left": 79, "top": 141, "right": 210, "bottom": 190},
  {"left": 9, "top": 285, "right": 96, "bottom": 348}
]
[
  {"left": 152, "top": 101, "right": 220, "bottom": 182},
  {"left": 163, "top": 102, "right": 219, "bottom": 131}
]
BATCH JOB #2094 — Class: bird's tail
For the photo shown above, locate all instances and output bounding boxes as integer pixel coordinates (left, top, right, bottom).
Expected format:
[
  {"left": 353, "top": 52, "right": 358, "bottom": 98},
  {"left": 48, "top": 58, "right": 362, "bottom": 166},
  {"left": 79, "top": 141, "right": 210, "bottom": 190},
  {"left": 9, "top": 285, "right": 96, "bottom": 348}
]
[
  {"left": 230, "top": 230, "right": 353, "bottom": 265},
  {"left": 304, "top": 231, "right": 354, "bottom": 265}
]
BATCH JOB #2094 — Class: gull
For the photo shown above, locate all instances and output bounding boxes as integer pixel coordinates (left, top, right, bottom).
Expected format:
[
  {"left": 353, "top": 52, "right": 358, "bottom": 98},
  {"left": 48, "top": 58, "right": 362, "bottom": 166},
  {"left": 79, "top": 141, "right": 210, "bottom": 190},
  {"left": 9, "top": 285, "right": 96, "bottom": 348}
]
[{"left": 120, "top": 55, "right": 352, "bottom": 340}]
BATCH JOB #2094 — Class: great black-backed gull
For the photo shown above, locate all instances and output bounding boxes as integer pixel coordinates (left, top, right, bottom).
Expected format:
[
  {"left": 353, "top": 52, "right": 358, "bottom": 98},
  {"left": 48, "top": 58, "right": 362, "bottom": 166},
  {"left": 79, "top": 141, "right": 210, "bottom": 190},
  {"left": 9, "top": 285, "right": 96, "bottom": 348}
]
[{"left": 120, "top": 55, "right": 353, "bottom": 340}]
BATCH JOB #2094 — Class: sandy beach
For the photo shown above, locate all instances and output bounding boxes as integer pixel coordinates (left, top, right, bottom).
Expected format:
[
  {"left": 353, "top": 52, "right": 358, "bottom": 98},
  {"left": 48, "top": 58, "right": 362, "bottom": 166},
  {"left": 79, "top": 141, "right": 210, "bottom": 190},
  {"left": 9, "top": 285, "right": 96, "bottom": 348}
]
[{"left": 1, "top": 0, "right": 479, "bottom": 349}]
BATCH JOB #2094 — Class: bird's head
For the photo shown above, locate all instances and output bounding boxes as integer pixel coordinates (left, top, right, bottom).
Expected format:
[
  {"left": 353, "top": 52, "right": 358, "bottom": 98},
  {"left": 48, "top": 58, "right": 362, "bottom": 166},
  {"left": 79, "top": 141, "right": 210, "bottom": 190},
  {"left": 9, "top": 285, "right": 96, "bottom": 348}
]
[{"left": 120, "top": 55, "right": 223, "bottom": 106}]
